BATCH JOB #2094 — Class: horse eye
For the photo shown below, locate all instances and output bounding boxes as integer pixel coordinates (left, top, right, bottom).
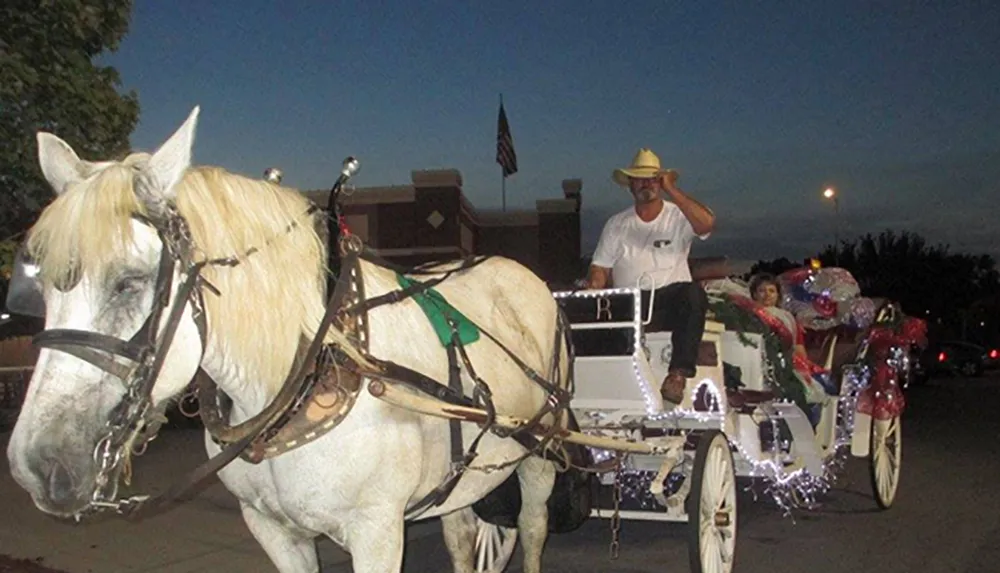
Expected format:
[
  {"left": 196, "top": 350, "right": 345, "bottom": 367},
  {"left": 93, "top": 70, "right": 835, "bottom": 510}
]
[{"left": 113, "top": 275, "right": 148, "bottom": 296}]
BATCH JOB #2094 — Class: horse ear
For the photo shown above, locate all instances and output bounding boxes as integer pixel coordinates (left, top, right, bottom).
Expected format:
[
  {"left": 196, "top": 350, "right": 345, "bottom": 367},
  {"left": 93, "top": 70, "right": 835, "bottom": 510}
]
[
  {"left": 37, "top": 132, "right": 86, "bottom": 195},
  {"left": 135, "top": 106, "right": 200, "bottom": 215}
]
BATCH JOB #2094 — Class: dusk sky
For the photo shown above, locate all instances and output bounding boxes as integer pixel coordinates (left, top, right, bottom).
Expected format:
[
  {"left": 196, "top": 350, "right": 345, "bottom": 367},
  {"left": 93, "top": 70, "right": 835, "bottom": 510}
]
[{"left": 101, "top": 1, "right": 1000, "bottom": 265}]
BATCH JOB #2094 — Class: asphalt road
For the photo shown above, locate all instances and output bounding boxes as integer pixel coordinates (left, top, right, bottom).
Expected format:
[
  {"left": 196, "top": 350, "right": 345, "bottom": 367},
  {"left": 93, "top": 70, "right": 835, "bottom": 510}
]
[
  {"left": 319, "top": 373, "right": 1000, "bottom": 573},
  {"left": 3, "top": 374, "right": 995, "bottom": 572}
]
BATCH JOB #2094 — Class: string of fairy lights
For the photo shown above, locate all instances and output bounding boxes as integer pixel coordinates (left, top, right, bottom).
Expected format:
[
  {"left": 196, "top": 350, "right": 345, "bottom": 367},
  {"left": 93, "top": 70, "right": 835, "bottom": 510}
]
[{"left": 554, "top": 285, "right": 898, "bottom": 517}]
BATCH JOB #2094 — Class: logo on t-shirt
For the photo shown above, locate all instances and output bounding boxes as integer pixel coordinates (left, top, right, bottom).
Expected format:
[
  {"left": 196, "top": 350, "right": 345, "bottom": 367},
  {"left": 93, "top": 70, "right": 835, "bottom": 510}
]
[{"left": 653, "top": 239, "right": 672, "bottom": 248}]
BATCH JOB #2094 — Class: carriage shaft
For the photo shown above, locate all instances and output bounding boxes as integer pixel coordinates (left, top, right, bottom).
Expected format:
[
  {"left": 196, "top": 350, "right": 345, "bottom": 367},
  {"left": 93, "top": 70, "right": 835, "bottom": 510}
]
[{"left": 366, "top": 380, "right": 659, "bottom": 455}]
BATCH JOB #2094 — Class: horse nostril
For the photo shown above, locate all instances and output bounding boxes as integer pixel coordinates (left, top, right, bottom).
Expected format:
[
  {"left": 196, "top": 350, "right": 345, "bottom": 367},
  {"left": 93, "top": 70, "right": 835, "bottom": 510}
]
[{"left": 45, "top": 459, "right": 78, "bottom": 506}]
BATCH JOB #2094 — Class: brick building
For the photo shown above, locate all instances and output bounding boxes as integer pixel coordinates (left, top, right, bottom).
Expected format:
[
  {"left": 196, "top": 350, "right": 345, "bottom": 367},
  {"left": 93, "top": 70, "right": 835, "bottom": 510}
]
[{"left": 304, "top": 169, "right": 584, "bottom": 288}]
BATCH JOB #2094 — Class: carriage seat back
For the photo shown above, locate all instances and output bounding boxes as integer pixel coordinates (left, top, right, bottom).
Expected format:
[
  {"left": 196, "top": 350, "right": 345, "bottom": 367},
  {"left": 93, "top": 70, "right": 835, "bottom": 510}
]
[
  {"left": 553, "top": 287, "right": 725, "bottom": 413},
  {"left": 804, "top": 325, "right": 866, "bottom": 379},
  {"left": 689, "top": 256, "right": 733, "bottom": 283}
]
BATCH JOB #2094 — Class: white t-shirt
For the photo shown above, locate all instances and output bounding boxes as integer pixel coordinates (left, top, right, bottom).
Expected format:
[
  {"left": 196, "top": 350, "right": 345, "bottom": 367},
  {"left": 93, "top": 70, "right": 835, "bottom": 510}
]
[{"left": 591, "top": 200, "right": 709, "bottom": 290}]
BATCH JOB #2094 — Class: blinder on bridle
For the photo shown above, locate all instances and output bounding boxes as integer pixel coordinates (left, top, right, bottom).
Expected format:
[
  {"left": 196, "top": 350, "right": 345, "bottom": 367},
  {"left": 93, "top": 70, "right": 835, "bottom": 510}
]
[
  {"left": 27, "top": 212, "right": 209, "bottom": 381},
  {"left": 6, "top": 246, "right": 48, "bottom": 318}
]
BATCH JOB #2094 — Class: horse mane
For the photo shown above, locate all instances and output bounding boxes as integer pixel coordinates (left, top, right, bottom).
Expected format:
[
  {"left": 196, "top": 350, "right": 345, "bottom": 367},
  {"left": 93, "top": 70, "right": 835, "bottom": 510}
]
[{"left": 27, "top": 156, "right": 368, "bottom": 394}]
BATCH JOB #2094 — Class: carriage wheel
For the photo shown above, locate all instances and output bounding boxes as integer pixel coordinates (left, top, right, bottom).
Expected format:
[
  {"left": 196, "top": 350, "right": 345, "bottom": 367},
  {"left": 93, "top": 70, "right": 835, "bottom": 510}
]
[
  {"left": 869, "top": 415, "right": 902, "bottom": 509},
  {"left": 687, "top": 430, "right": 737, "bottom": 573},
  {"left": 474, "top": 517, "right": 517, "bottom": 573}
]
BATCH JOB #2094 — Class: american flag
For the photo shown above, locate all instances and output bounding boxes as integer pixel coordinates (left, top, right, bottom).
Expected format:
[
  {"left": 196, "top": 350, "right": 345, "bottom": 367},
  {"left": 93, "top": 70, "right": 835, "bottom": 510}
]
[{"left": 496, "top": 103, "right": 518, "bottom": 177}]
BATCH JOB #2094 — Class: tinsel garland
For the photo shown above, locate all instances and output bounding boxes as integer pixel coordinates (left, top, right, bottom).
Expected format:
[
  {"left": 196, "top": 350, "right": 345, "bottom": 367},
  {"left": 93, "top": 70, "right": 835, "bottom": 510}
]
[
  {"left": 856, "top": 309, "right": 927, "bottom": 420},
  {"left": 707, "top": 297, "right": 808, "bottom": 410}
]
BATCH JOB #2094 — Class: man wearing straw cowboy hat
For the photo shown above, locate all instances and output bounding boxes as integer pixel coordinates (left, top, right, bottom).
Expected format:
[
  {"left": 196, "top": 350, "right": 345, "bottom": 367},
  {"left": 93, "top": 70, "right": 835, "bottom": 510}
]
[{"left": 586, "top": 148, "right": 716, "bottom": 405}]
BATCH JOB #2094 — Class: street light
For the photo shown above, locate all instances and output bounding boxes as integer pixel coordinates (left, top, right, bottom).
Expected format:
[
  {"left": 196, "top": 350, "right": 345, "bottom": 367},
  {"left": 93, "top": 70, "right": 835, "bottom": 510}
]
[{"left": 822, "top": 187, "right": 840, "bottom": 264}]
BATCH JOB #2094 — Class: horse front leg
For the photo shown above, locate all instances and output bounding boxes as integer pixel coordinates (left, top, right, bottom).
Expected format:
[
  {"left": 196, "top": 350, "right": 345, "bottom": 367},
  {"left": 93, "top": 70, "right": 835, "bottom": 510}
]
[
  {"left": 241, "top": 504, "right": 319, "bottom": 573},
  {"left": 344, "top": 504, "right": 407, "bottom": 573},
  {"left": 440, "top": 506, "right": 478, "bottom": 573},
  {"left": 516, "top": 456, "right": 556, "bottom": 573}
]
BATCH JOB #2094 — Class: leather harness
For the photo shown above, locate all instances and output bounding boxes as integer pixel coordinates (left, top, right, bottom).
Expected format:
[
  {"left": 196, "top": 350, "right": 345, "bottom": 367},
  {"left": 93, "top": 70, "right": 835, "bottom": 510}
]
[{"left": 31, "top": 192, "right": 574, "bottom": 520}]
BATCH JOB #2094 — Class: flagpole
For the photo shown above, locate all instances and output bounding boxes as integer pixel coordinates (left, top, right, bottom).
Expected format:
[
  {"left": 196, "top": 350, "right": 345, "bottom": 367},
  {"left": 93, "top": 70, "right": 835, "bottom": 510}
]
[{"left": 502, "top": 168, "right": 506, "bottom": 212}]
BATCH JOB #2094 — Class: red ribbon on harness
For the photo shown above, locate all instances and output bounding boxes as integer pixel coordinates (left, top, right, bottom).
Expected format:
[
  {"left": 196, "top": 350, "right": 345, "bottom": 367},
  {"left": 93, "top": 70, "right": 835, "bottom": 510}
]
[{"left": 338, "top": 215, "right": 352, "bottom": 237}]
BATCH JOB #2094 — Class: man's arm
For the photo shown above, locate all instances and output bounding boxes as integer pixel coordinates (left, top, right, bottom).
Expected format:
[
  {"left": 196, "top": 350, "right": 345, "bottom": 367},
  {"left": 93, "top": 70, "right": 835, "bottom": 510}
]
[
  {"left": 661, "top": 171, "right": 715, "bottom": 236},
  {"left": 587, "top": 264, "right": 611, "bottom": 290}
]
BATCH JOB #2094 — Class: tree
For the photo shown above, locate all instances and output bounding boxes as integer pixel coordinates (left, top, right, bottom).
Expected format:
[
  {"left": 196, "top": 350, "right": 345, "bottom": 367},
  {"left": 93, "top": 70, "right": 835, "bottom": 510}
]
[
  {"left": 0, "top": 0, "right": 139, "bottom": 237},
  {"left": 816, "top": 230, "right": 1000, "bottom": 340},
  {"left": 748, "top": 257, "right": 799, "bottom": 279},
  {"left": 0, "top": 239, "right": 15, "bottom": 280}
]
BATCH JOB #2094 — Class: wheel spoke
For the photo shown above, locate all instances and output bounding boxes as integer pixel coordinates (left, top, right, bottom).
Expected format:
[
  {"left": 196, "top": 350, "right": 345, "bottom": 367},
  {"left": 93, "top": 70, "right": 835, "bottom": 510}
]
[
  {"left": 482, "top": 532, "right": 493, "bottom": 570},
  {"left": 476, "top": 527, "right": 487, "bottom": 572},
  {"left": 700, "top": 528, "right": 719, "bottom": 571},
  {"left": 704, "top": 449, "right": 719, "bottom": 504},
  {"left": 716, "top": 463, "right": 733, "bottom": 506},
  {"left": 474, "top": 521, "right": 517, "bottom": 573}
]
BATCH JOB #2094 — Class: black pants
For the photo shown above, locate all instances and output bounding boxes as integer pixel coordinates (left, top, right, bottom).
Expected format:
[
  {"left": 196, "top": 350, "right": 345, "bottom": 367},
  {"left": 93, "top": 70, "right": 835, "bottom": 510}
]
[{"left": 639, "top": 282, "right": 708, "bottom": 377}]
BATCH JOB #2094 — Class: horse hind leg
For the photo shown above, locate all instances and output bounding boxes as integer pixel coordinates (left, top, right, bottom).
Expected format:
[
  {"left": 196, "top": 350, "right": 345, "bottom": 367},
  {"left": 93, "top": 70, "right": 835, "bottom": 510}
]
[{"left": 516, "top": 456, "right": 556, "bottom": 573}]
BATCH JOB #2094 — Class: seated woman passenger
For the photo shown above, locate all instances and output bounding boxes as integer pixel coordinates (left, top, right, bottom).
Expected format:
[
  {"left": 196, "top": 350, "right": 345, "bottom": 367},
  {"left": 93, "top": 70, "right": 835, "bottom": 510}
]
[{"left": 748, "top": 273, "right": 830, "bottom": 405}]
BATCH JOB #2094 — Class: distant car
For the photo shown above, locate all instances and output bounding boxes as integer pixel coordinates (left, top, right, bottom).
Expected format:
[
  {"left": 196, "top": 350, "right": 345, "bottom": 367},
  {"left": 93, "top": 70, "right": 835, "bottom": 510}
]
[
  {"left": 985, "top": 345, "right": 1000, "bottom": 371},
  {"left": 919, "top": 340, "right": 995, "bottom": 379}
]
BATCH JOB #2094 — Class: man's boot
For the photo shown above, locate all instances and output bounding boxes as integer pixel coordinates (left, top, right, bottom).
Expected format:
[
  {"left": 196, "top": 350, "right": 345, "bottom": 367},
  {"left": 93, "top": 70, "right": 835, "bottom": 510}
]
[{"left": 660, "top": 370, "right": 688, "bottom": 405}]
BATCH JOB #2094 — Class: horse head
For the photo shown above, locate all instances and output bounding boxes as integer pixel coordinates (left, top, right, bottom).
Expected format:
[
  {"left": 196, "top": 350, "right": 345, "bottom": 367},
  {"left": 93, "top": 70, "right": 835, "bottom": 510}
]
[{"left": 6, "top": 108, "right": 209, "bottom": 517}]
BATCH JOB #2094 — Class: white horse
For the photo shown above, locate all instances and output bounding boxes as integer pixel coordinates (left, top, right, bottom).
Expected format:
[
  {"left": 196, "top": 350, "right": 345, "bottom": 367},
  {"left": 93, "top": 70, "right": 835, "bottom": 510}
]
[{"left": 6, "top": 107, "right": 573, "bottom": 573}]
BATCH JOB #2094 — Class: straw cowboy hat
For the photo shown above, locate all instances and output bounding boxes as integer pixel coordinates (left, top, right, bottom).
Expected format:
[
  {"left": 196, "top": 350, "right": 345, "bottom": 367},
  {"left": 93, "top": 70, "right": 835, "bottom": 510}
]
[{"left": 612, "top": 148, "right": 677, "bottom": 187}]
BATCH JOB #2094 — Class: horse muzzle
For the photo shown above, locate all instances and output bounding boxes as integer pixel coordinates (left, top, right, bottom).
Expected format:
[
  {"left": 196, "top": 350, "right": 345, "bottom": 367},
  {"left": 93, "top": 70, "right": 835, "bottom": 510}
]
[{"left": 21, "top": 446, "right": 95, "bottom": 518}]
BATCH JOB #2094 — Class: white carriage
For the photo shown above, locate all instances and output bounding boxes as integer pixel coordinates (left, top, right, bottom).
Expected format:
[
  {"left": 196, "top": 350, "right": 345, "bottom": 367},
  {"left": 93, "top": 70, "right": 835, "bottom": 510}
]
[{"left": 525, "top": 284, "right": 906, "bottom": 573}]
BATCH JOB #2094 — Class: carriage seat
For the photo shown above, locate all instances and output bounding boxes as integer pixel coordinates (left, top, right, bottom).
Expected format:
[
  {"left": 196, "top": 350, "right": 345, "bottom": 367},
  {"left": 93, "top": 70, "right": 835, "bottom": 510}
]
[
  {"left": 801, "top": 297, "right": 893, "bottom": 382},
  {"left": 618, "top": 256, "right": 731, "bottom": 334},
  {"left": 803, "top": 325, "right": 866, "bottom": 381}
]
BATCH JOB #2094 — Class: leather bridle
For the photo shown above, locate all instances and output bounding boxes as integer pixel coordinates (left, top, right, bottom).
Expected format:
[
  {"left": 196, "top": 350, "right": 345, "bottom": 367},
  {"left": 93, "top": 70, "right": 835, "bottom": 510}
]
[{"left": 31, "top": 207, "right": 221, "bottom": 513}]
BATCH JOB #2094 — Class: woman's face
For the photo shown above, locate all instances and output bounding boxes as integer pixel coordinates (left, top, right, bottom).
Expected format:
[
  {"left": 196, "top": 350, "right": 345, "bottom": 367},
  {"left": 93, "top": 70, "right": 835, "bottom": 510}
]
[{"left": 754, "top": 282, "right": 780, "bottom": 307}]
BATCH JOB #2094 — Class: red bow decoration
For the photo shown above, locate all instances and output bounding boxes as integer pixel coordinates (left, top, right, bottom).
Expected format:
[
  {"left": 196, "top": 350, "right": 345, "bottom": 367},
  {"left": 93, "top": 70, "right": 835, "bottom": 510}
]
[
  {"left": 856, "top": 321, "right": 913, "bottom": 420},
  {"left": 811, "top": 295, "right": 838, "bottom": 318},
  {"left": 857, "top": 361, "right": 905, "bottom": 420}
]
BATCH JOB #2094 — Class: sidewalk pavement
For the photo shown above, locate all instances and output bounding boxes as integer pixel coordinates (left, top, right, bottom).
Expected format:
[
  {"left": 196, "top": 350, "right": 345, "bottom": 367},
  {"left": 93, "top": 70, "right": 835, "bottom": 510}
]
[{"left": 0, "top": 427, "right": 444, "bottom": 572}]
